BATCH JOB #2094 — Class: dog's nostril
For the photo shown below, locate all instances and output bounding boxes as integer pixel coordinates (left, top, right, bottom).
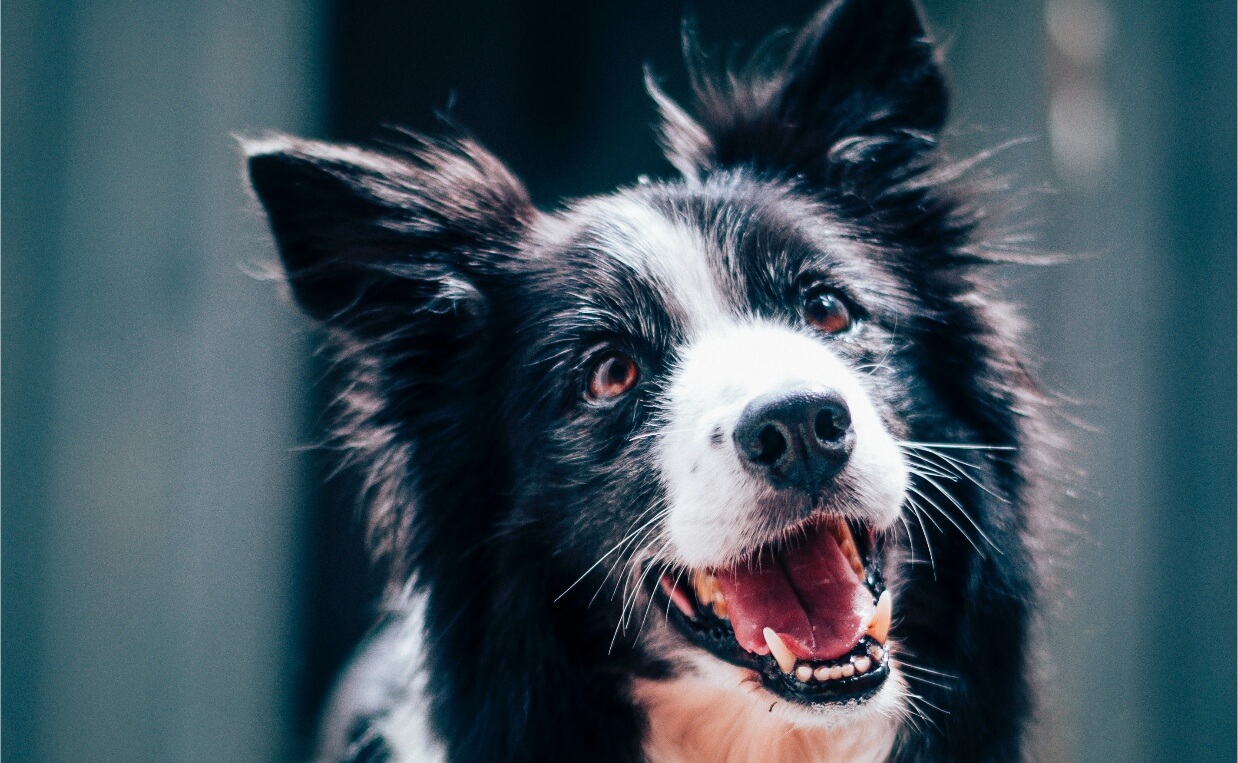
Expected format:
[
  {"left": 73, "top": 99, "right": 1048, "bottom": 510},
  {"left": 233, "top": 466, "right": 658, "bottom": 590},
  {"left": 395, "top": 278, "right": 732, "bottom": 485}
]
[
  {"left": 755, "top": 424, "right": 788, "bottom": 465},
  {"left": 814, "top": 404, "right": 851, "bottom": 443}
]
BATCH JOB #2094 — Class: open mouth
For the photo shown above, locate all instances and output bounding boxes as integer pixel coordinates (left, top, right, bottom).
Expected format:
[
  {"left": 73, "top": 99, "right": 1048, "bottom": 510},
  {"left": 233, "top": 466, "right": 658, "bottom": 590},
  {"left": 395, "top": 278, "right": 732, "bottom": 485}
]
[{"left": 652, "top": 516, "right": 890, "bottom": 706}]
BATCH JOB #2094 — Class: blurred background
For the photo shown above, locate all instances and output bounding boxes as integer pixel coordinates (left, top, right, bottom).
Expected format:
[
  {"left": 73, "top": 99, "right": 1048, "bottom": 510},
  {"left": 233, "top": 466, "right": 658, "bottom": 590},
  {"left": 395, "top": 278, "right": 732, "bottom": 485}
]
[{"left": 4, "top": 0, "right": 1233, "bottom": 760}]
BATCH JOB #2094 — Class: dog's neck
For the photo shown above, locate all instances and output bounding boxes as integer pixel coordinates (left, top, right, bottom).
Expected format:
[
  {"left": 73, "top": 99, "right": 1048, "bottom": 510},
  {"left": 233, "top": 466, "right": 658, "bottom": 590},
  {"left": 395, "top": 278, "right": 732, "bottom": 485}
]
[{"left": 632, "top": 674, "right": 897, "bottom": 763}]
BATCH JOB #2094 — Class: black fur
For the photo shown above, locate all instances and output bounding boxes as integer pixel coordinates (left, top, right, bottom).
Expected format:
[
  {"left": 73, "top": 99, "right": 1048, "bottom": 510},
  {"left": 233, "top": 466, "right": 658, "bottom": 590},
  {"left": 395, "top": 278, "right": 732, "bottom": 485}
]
[{"left": 246, "top": 1, "right": 1051, "bottom": 760}]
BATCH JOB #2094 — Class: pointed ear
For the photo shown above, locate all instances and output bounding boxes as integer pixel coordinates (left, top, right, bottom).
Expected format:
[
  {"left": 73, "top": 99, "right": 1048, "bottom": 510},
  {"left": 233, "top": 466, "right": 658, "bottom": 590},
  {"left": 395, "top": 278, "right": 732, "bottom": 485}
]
[
  {"left": 243, "top": 133, "right": 533, "bottom": 332},
  {"left": 653, "top": 0, "right": 947, "bottom": 184}
]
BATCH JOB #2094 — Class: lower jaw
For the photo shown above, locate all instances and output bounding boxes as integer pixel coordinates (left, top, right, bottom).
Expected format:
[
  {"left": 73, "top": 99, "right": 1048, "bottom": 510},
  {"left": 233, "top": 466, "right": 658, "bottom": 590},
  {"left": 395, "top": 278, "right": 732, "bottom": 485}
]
[{"left": 653, "top": 583, "right": 891, "bottom": 707}]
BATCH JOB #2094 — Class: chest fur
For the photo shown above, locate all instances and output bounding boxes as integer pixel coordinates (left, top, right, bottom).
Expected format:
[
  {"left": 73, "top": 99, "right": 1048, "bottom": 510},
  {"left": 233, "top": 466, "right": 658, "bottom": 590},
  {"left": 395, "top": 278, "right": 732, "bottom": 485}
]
[{"left": 632, "top": 674, "right": 897, "bottom": 763}]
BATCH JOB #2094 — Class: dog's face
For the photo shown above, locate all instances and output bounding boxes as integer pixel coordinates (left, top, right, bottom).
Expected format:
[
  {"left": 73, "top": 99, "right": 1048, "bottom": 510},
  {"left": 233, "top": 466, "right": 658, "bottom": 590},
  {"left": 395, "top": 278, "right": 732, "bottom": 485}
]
[
  {"left": 506, "top": 183, "right": 913, "bottom": 722},
  {"left": 248, "top": 0, "right": 1030, "bottom": 752}
]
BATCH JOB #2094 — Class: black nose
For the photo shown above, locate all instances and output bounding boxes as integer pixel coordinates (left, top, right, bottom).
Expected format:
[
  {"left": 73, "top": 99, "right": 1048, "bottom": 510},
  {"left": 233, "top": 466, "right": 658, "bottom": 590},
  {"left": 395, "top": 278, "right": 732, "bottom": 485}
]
[{"left": 733, "top": 390, "right": 854, "bottom": 494}]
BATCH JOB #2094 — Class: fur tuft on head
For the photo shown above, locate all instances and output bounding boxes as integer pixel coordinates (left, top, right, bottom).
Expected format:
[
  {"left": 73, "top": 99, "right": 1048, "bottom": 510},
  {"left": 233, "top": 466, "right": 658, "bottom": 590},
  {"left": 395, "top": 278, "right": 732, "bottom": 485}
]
[{"left": 648, "top": 0, "right": 946, "bottom": 193}]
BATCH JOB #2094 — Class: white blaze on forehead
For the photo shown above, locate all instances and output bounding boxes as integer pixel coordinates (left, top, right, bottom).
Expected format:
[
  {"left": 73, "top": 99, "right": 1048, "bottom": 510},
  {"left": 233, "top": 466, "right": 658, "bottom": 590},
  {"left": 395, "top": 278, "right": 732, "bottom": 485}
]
[
  {"left": 586, "top": 196, "right": 732, "bottom": 335},
  {"left": 658, "top": 322, "right": 908, "bottom": 569}
]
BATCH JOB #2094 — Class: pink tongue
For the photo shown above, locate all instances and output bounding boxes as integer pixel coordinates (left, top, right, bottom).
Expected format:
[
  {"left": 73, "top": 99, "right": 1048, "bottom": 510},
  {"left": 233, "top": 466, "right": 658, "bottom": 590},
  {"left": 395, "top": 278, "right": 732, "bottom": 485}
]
[{"left": 715, "top": 522, "right": 874, "bottom": 662}]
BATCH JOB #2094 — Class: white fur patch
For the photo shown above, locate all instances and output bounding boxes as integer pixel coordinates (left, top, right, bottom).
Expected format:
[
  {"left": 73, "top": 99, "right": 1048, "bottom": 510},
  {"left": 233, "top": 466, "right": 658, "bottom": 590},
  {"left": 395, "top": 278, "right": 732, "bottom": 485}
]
[
  {"left": 578, "top": 195, "right": 733, "bottom": 335},
  {"left": 315, "top": 593, "right": 444, "bottom": 763},
  {"left": 657, "top": 321, "right": 908, "bottom": 569}
]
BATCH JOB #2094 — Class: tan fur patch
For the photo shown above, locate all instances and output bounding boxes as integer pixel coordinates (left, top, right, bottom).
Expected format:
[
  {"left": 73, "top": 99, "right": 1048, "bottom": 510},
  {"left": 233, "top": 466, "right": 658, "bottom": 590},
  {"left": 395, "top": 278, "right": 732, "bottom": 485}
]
[{"left": 633, "top": 668, "right": 899, "bottom": 763}]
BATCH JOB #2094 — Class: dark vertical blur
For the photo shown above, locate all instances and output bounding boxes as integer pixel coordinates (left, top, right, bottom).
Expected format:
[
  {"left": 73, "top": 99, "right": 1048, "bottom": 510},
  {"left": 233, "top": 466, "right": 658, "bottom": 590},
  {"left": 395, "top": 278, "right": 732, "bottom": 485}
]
[{"left": 4, "top": 1, "right": 1233, "bottom": 761}]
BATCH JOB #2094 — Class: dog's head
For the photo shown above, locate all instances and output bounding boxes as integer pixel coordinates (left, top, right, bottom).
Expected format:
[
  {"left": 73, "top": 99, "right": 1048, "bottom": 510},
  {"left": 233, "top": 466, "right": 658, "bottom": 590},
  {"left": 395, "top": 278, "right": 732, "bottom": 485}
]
[{"left": 248, "top": 0, "right": 1035, "bottom": 751}]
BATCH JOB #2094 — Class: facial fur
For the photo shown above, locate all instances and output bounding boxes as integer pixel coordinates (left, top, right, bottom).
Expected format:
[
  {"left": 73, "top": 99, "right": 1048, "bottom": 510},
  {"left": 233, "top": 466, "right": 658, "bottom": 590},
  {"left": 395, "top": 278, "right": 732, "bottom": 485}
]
[{"left": 246, "top": 1, "right": 1051, "bottom": 761}]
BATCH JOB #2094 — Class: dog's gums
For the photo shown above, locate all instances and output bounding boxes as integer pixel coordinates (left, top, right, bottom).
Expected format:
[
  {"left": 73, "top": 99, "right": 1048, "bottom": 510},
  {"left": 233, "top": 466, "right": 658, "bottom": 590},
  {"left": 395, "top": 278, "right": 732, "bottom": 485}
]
[{"left": 653, "top": 515, "right": 892, "bottom": 705}]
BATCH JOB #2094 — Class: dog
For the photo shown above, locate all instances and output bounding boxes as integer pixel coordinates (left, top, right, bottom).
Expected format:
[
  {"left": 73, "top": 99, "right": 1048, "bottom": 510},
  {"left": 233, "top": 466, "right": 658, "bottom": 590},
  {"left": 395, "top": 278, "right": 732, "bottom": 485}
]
[{"left": 245, "top": 1, "right": 1053, "bottom": 760}]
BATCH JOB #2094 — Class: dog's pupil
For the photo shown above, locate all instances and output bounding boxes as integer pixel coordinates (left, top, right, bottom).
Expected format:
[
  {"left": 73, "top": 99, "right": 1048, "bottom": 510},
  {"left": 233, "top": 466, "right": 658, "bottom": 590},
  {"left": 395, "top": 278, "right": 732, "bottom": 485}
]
[
  {"left": 590, "top": 354, "right": 637, "bottom": 400},
  {"left": 807, "top": 293, "right": 851, "bottom": 334}
]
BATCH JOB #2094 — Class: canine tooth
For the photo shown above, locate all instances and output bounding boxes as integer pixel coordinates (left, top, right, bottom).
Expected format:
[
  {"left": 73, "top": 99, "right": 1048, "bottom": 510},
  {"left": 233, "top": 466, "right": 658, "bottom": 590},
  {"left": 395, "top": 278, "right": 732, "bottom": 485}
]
[
  {"left": 868, "top": 644, "right": 885, "bottom": 663},
  {"left": 854, "top": 656, "right": 872, "bottom": 674},
  {"left": 836, "top": 522, "right": 865, "bottom": 578},
  {"left": 841, "top": 663, "right": 856, "bottom": 678},
  {"left": 710, "top": 598, "right": 728, "bottom": 620},
  {"left": 795, "top": 664, "right": 814, "bottom": 683},
  {"left": 866, "top": 591, "right": 892, "bottom": 645},
  {"left": 813, "top": 665, "right": 832, "bottom": 682},
  {"left": 763, "top": 628, "right": 797, "bottom": 675}
]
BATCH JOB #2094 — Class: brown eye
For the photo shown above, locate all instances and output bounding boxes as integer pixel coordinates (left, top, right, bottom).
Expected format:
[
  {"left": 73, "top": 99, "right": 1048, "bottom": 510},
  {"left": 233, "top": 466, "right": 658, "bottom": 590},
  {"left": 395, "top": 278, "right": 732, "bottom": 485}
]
[
  {"left": 586, "top": 352, "right": 640, "bottom": 402},
  {"left": 804, "top": 290, "right": 854, "bottom": 334}
]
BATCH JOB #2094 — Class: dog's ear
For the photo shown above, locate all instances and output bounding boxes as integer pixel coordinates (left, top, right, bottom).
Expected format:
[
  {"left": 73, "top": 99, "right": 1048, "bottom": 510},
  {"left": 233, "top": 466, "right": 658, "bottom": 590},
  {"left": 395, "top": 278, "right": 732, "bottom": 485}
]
[
  {"left": 244, "top": 134, "right": 533, "bottom": 333},
  {"left": 651, "top": 0, "right": 946, "bottom": 186}
]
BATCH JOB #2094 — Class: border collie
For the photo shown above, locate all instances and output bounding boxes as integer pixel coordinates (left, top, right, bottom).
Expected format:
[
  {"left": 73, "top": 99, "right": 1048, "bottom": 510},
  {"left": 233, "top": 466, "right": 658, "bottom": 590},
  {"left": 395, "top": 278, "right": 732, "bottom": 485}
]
[{"left": 246, "top": 1, "right": 1053, "bottom": 760}]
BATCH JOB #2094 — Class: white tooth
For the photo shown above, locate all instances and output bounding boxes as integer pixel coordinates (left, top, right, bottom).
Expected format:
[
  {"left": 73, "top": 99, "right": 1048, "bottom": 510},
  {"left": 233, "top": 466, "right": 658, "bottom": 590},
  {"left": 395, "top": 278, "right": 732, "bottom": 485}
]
[
  {"left": 868, "top": 644, "right": 885, "bottom": 663},
  {"left": 866, "top": 591, "right": 892, "bottom": 645},
  {"left": 841, "top": 664, "right": 856, "bottom": 678},
  {"left": 854, "top": 656, "right": 872, "bottom": 673},
  {"left": 828, "top": 666, "right": 844, "bottom": 680},
  {"left": 813, "top": 665, "right": 832, "bottom": 682},
  {"left": 835, "top": 522, "right": 865, "bottom": 578},
  {"left": 795, "top": 664, "right": 814, "bottom": 683},
  {"left": 763, "top": 628, "right": 797, "bottom": 675}
]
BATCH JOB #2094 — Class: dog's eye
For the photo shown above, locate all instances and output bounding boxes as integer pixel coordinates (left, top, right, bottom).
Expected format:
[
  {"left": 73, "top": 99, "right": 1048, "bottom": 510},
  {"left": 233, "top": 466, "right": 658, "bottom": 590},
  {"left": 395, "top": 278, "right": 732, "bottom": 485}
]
[
  {"left": 804, "top": 289, "right": 854, "bottom": 335},
  {"left": 586, "top": 352, "right": 640, "bottom": 402}
]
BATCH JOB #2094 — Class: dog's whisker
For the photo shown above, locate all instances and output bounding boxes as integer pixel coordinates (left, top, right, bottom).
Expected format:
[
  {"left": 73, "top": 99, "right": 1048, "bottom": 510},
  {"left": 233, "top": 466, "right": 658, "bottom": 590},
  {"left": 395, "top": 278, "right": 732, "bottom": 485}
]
[
  {"left": 906, "top": 484, "right": 987, "bottom": 557},
  {"left": 902, "top": 497, "right": 939, "bottom": 579},
  {"left": 901, "top": 687, "right": 950, "bottom": 718},
  {"left": 662, "top": 561, "right": 687, "bottom": 621},
  {"left": 904, "top": 492, "right": 943, "bottom": 534},
  {"left": 896, "top": 515, "right": 922, "bottom": 569},
  {"left": 901, "top": 692, "right": 945, "bottom": 735},
  {"left": 606, "top": 518, "right": 668, "bottom": 623},
  {"left": 910, "top": 446, "right": 1014, "bottom": 506},
  {"left": 897, "top": 440, "right": 1016, "bottom": 452},
  {"left": 907, "top": 462, "right": 1003, "bottom": 556},
  {"left": 899, "top": 663, "right": 957, "bottom": 680},
  {"left": 914, "top": 472, "right": 1002, "bottom": 555},
  {"left": 618, "top": 531, "right": 664, "bottom": 626},
  {"left": 632, "top": 540, "right": 676, "bottom": 642},
  {"left": 898, "top": 672, "right": 955, "bottom": 692},
  {"left": 591, "top": 510, "right": 669, "bottom": 609},
  {"left": 906, "top": 460, "right": 960, "bottom": 482},
  {"left": 559, "top": 506, "right": 667, "bottom": 603}
]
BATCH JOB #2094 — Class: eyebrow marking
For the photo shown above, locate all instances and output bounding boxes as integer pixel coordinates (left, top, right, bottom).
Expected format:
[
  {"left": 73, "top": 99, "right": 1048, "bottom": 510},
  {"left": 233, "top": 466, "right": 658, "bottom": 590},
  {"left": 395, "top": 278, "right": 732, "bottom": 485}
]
[{"left": 581, "top": 195, "right": 733, "bottom": 340}]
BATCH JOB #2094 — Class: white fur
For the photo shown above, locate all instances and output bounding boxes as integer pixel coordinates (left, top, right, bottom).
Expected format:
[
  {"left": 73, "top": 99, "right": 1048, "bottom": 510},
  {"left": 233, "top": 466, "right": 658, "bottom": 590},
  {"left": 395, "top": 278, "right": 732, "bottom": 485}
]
[
  {"left": 658, "top": 321, "right": 908, "bottom": 569},
  {"left": 578, "top": 195, "right": 733, "bottom": 335},
  {"left": 316, "top": 593, "right": 444, "bottom": 763}
]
